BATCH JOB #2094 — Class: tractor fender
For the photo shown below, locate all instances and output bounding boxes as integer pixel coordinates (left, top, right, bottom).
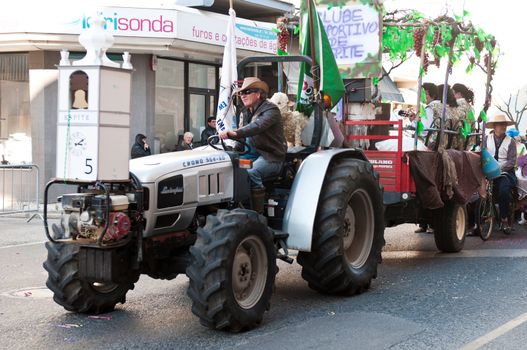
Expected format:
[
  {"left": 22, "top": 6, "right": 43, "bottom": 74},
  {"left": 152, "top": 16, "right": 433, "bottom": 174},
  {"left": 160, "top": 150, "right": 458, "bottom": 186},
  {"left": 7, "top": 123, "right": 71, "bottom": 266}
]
[{"left": 282, "top": 148, "right": 368, "bottom": 252}]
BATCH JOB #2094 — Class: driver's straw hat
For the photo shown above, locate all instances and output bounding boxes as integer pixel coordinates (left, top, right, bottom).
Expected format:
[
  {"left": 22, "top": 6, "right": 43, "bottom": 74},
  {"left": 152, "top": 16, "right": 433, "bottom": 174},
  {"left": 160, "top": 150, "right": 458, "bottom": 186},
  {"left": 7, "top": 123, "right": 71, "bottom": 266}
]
[{"left": 235, "top": 77, "right": 269, "bottom": 94}]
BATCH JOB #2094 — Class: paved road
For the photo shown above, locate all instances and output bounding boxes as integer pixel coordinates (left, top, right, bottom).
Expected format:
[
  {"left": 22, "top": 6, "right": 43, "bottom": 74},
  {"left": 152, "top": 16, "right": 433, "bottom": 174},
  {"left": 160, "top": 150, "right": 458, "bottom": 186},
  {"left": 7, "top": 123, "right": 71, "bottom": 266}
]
[{"left": 2, "top": 217, "right": 527, "bottom": 349}]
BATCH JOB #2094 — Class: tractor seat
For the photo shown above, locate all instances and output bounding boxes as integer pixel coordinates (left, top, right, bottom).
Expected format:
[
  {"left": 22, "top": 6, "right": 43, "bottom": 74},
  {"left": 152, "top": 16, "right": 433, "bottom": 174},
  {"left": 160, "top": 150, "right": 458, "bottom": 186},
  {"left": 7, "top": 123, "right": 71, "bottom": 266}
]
[
  {"left": 262, "top": 167, "right": 284, "bottom": 183},
  {"left": 261, "top": 162, "right": 286, "bottom": 188},
  {"left": 262, "top": 158, "right": 305, "bottom": 190}
]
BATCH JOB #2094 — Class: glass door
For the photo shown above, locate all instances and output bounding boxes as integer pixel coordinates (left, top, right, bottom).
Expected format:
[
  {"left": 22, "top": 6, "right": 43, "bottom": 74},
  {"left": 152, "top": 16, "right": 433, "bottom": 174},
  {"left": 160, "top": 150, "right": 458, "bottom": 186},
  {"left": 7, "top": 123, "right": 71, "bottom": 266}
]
[
  {"left": 188, "top": 89, "right": 216, "bottom": 144},
  {"left": 187, "top": 62, "right": 218, "bottom": 145}
]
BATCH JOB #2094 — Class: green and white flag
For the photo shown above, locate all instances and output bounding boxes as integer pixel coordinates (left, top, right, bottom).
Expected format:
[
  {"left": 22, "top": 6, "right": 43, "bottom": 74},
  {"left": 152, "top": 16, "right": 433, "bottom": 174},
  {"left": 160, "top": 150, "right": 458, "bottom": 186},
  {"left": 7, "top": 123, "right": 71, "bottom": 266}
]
[{"left": 296, "top": 0, "right": 345, "bottom": 116}]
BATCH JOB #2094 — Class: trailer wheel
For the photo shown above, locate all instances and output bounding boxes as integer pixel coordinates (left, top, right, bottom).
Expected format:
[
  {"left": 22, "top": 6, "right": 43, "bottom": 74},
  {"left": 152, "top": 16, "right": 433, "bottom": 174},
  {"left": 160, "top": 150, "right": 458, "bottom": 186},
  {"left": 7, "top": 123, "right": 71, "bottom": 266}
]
[
  {"left": 297, "top": 159, "right": 385, "bottom": 295},
  {"left": 43, "top": 242, "right": 137, "bottom": 314},
  {"left": 433, "top": 202, "right": 467, "bottom": 252},
  {"left": 187, "top": 209, "right": 277, "bottom": 332}
]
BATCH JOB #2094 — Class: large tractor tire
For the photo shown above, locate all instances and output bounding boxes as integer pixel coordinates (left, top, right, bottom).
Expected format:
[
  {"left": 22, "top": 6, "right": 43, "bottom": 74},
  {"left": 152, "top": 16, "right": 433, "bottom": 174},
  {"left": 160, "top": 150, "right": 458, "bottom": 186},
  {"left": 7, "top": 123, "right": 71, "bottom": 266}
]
[
  {"left": 187, "top": 209, "right": 277, "bottom": 332},
  {"left": 43, "top": 242, "right": 138, "bottom": 314},
  {"left": 433, "top": 201, "right": 467, "bottom": 252},
  {"left": 297, "top": 158, "right": 385, "bottom": 295}
]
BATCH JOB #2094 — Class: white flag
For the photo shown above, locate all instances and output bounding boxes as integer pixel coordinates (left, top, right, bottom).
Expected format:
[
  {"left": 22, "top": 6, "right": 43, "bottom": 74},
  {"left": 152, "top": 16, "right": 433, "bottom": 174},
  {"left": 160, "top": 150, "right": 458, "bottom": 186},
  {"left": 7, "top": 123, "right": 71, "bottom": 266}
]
[{"left": 215, "top": 8, "right": 237, "bottom": 134}]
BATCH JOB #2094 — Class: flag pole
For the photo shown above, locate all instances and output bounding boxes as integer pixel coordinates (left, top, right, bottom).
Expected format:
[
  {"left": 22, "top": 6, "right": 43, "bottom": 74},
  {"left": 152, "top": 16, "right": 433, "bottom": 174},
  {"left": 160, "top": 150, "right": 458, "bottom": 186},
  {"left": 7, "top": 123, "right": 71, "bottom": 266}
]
[{"left": 307, "top": 0, "right": 319, "bottom": 102}]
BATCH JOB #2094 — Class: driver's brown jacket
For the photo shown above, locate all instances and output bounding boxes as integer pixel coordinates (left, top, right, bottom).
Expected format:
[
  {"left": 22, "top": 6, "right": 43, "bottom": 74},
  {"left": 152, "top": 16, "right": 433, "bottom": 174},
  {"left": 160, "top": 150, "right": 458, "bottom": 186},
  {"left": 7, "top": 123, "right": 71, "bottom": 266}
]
[{"left": 235, "top": 100, "right": 287, "bottom": 162}]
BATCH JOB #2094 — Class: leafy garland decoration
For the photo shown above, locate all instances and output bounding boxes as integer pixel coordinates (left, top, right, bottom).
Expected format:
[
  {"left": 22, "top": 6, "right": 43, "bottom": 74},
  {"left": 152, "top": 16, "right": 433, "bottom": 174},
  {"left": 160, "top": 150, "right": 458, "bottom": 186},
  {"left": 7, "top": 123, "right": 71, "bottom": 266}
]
[{"left": 381, "top": 9, "right": 500, "bottom": 136}]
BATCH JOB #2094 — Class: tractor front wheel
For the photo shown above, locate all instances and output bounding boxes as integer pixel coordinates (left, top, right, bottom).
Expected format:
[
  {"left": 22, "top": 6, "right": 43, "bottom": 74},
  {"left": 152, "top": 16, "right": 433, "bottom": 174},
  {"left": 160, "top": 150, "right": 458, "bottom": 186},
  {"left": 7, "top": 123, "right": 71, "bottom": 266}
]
[
  {"left": 187, "top": 209, "right": 277, "bottom": 332},
  {"left": 43, "top": 242, "right": 138, "bottom": 314}
]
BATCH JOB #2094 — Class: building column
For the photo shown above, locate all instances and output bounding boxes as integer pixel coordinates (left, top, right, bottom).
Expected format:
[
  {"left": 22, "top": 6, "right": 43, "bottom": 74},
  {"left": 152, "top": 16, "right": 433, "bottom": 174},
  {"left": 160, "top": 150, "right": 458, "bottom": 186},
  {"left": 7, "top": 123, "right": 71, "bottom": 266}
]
[
  {"left": 29, "top": 69, "right": 58, "bottom": 200},
  {"left": 130, "top": 54, "right": 155, "bottom": 152},
  {"left": 29, "top": 51, "right": 61, "bottom": 201}
]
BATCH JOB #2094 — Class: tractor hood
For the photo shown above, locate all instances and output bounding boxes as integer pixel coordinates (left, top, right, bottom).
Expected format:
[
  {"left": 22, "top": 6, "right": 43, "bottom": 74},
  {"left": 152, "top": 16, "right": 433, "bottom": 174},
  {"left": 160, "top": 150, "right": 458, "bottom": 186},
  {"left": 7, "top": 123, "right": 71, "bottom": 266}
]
[{"left": 130, "top": 147, "right": 231, "bottom": 183}]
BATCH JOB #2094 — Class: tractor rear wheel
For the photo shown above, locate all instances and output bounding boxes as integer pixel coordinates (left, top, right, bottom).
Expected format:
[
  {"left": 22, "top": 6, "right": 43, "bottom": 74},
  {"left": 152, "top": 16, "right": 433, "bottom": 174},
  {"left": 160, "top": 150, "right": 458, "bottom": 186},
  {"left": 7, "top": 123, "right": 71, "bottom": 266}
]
[{"left": 297, "top": 159, "right": 385, "bottom": 295}]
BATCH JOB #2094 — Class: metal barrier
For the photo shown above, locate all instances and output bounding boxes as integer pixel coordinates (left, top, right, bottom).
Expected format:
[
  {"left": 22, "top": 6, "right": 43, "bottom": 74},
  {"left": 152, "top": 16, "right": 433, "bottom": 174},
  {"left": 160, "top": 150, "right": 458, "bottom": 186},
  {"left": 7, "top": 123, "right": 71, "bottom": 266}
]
[{"left": 0, "top": 164, "right": 43, "bottom": 221}]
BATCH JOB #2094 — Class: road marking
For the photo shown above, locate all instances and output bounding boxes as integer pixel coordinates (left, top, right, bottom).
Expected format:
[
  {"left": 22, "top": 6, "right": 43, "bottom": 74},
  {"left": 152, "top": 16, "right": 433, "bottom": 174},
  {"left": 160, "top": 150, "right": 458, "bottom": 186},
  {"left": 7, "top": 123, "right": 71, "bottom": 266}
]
[
  {"left": 460, "top": 311, "right": 527, "bottom": 350},
  {"left": 0, "top": 241, "right": 46, "bottom": 250},
  {"left": 382, "top": 249, "right": 527, "bottom": 259}
]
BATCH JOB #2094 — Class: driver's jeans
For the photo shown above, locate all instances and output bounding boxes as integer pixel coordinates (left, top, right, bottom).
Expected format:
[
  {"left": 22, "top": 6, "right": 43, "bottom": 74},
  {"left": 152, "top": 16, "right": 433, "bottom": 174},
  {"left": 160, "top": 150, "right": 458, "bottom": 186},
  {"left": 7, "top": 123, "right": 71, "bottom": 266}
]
[
  {"left": 248, "top": 156, "right": 283, "bottom": 189},
  {"left": 495, "top": 171, "right": 517, "bottom": 221}
]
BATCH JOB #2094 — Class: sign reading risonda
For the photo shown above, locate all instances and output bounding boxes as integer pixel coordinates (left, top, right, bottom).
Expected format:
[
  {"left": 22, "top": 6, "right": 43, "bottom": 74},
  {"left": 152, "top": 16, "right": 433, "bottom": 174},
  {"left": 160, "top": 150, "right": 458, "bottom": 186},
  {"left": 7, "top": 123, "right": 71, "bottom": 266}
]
[{"left": 316, "top": 1, "right": 381, "bottom": 79}]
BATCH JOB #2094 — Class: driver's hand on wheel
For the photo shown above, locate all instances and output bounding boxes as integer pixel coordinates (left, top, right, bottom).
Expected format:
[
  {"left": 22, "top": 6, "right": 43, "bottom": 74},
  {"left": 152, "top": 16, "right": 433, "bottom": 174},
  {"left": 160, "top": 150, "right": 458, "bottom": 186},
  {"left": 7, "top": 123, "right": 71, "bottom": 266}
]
[{"left": 219, "top": 130, "right": 237, "bottom": 140}]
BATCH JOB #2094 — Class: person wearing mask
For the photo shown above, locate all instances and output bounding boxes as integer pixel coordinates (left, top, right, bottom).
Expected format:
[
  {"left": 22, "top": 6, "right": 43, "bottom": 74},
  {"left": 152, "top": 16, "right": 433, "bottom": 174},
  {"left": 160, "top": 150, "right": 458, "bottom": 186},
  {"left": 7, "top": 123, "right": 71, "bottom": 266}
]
[
  {"left": 176, "top": 132, "right": 194, "bottom": 151},
  {"left": 486, "top": 114, "right": 517, "bottom": 234},
  {"left": 200, "top": 116, "right": 217, "bottom": 146},
  {"left": 423, "top": 83, "right": 444, "bottom": 149},
  {"left": 131, "top": 133, "right": 151, "bottom": 159},
  {"left": 413, "top": 83, "right": 441, "bottom": 233},
  {"left": 452, "top": 83, "right": 474, "bottom": 115},
  {"left": 422, "top": 83, "right": 441, "bottom": 133},
  {"left": 437, "top": 84, "right": 462, "bottom": 149},
  {"left": 452, "top": 83, "right": 476, "bottom": 150},
  {"left": 219, "top": 77, "right": 287, "bottom": 213}
]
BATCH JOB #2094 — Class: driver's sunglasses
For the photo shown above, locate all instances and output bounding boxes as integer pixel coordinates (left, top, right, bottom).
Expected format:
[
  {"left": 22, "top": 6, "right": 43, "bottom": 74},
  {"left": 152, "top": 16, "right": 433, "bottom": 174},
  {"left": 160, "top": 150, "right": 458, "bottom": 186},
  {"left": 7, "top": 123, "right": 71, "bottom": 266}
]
[{"left": 238, "top": 89, "right": 259, "bottom": 96}]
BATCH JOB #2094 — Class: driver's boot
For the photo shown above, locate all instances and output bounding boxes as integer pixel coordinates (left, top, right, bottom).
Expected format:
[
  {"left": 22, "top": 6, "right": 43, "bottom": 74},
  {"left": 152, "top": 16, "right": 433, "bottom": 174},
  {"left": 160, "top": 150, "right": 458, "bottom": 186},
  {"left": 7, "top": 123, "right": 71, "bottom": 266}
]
[{"left": 250, "top": 188, "right": 266, "bottom": 214}]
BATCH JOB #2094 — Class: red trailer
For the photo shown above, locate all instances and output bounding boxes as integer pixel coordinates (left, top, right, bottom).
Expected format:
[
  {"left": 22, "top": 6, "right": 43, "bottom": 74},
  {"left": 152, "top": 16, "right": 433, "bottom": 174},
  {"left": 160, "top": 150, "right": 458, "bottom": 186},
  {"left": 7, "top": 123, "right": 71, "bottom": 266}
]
[
  {"left": 346, "top": 119, "right": 484, "bottom": 253},
  {"left": 343, "top": 12, "right": 499, "bottom": 252}
]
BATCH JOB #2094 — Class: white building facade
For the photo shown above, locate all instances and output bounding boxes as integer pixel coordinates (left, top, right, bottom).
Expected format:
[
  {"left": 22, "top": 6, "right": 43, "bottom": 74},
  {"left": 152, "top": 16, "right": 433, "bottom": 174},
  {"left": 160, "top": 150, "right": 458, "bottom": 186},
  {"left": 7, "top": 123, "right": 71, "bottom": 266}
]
[{"left": 0, "top": 1, "right": 294, "bottom": 191}]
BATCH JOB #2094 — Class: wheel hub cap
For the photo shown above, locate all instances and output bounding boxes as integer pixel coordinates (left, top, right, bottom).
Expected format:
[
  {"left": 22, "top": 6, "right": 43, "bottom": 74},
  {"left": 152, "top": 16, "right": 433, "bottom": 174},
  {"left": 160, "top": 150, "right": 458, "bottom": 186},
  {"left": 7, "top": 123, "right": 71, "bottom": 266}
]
[
  {"left": 344, "top": 189, "right": 374, "bottom": 269},
  {"left": 455, "top": 206, "right": 466, "bottom": 240},
  {"left": 343, "top": 206, "right": 356, "bottom": 250},
  {"left": 231, "top": 235, "right": 268, "bottom": 309},
  {"left": 233, "top": 251, "right": 252, "bottom": 291}
]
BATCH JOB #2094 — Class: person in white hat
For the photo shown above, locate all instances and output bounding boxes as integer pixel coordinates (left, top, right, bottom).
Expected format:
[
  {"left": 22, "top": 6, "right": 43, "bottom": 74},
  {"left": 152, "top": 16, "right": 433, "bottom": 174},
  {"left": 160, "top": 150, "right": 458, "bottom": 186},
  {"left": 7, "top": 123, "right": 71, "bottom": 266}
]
[
  {"left": 219, "top": 77, "right": 287, "bottom": 213},
  {"left": 486, "top": 113, "right": 517, "bottom": 233}
]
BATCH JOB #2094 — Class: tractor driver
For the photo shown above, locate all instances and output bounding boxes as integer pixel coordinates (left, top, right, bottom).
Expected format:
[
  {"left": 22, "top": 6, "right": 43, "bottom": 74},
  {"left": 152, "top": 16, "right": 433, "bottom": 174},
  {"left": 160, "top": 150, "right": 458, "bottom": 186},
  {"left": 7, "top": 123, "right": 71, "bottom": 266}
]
[
  {"left": 219, "top": 77, "right": 287, "bottom": 213},
  {"left": 485, "top": 114, "right": 517, "bottom": 234}
]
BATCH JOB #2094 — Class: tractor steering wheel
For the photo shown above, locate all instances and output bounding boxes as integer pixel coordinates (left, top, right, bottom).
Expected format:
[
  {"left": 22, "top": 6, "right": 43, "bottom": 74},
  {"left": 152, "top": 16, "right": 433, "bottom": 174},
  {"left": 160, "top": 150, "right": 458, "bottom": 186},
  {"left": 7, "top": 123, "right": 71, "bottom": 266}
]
[{"left": 207, "top": 135, "right": 251, "bottom": 155}]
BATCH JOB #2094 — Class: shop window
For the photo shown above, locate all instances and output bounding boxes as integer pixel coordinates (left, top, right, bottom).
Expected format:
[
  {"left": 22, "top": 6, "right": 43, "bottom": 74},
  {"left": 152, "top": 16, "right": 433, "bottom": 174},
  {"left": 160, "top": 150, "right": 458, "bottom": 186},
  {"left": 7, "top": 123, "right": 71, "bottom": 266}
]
[
  {"left": 69, "top": 71, "right": 89, "bottom": 109},
  {"left": 189, "top": 63, "right": 215, "bottom": 89},
  {"left": 242, "top": 62, "right": 278, "bottom": 95},
  {"left": 155, "top": 59, "right": 184, "bottom": 153},
  {"left": 0, "top": 53, "right": 30, "bottom": 164}
]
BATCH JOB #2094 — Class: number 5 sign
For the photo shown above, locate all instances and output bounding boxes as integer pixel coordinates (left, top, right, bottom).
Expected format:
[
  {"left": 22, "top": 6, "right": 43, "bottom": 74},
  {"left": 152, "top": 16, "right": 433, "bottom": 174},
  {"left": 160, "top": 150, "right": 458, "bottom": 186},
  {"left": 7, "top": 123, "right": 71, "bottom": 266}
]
[{"left": 56, "top": 125, "right": 98, "bottom": 181}]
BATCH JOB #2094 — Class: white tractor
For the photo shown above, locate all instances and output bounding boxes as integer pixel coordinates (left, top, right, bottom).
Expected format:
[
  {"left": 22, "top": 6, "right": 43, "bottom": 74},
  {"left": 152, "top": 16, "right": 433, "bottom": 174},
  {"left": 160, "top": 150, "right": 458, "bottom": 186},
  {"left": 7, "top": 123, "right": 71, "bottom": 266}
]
[{"left": 43, "top": 56, "right": 385, "bottom": 331}]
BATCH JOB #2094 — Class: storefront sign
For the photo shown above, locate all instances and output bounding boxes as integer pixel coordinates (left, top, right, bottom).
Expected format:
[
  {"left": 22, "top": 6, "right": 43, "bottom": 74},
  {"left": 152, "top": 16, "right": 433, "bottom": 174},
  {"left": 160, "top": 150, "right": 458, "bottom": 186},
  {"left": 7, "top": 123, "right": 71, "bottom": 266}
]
[
  {"left": 4, "top": 7, "right": 178, "bottom": 38},
  {"left": 0, "top": 6, "right": 276, "bottom": 54},
  {"left": 177, "top": 11, "right": 277, "bottom": 54},
  {"left": 82, "top": 10, "right": 176, "bottom": 36}
]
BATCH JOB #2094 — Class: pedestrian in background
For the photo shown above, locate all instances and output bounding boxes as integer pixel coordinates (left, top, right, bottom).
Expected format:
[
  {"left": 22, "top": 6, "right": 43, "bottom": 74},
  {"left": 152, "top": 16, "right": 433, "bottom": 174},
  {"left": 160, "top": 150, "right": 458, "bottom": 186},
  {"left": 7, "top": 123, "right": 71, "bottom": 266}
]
[
  {"left": 131, "top": 133, "right": 151, "bottom": 159},
  {"left": 176, "top": 132, "right": 194, "bottom": 151},
  {"left": 486, "top": 114, "right": 517, "bottom": 234},
  {"left": 201, "top": 116, "right": 217, "bottom": 145}
]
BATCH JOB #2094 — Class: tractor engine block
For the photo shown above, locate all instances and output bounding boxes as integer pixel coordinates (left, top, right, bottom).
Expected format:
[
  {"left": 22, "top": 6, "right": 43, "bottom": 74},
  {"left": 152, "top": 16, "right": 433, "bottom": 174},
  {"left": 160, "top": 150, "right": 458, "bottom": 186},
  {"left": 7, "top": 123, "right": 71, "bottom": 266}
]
[{"left": 59, "top": 193, "right": 131, "bottom": 242}]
